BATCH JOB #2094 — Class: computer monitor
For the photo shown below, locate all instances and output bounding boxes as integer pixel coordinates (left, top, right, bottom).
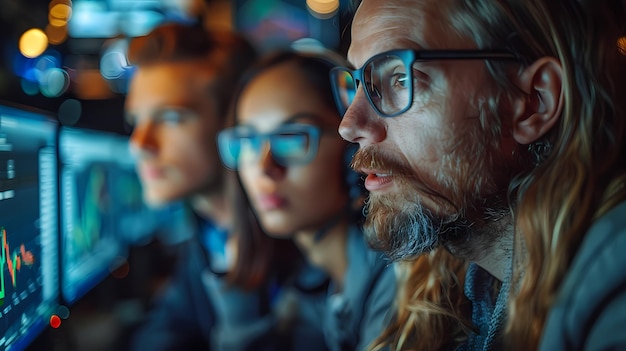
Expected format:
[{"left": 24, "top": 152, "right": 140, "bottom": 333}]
[
  {"left": 58, "top": 127, "right": 135, "bottom": 305},
  {"left": 0, "top": 104, "right": 59, "bottom": 351},
  {"left": 104, "top": 142, "right": 164, "bottom": 247}
]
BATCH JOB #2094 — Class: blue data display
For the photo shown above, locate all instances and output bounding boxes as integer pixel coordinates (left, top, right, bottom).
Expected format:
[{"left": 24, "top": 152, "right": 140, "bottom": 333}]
[
  {"left": 59, "top": 127, "right": 133, "bottom": 304},
  {"left": 0, "top": 105, "right": 59, "bottom": 351}
]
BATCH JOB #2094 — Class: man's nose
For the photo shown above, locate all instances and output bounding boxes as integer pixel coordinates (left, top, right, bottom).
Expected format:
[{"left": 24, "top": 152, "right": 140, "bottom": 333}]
[
  {"left": 129, "top": 120, "right": 158, "bottom": 155},
  {"left": 338, "top": 88, "right": 387, "bottom": 147}
]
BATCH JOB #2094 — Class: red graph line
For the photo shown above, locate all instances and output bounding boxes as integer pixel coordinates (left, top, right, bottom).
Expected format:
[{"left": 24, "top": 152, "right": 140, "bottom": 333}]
[{"left": 2, "top": 227, "right": 35, "bottom": 288}]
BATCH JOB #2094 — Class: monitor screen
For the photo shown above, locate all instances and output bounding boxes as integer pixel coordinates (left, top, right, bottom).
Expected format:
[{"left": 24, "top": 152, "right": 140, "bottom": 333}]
[
  {"left": 0, "top": 104, "right": 59, "bottom": 351},
  {"left": 59, "top": 127, "right": 135, "bottom": 304},
  {"left": 104, "top": 142, "right": 164, "bottom": 247}
]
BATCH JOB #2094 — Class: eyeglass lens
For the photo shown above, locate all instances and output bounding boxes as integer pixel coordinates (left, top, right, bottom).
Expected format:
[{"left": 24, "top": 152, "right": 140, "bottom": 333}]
[
  {"left": 332, "top": 53, "right": 411, "bottom": 117},
  {"left": 238, "top": 131, "right": 312, "bottom": 164},
  {"left": 219, "top": 126, "right": 319, "bottom": 169}
]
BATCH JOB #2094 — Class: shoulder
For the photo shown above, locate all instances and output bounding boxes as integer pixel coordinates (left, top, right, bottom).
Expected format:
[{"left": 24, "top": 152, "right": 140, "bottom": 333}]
[
  {"left": 346, "top": 226, "right": 397, "bottom": 298},
  {"left": 348, "top": 225, "right": 393, "bottom": 270},
  {"left": 345, "top": 225, "right": 397, "bottom": 311},
  {"left": 540, "top": 201, "right": 626, "bottom": 350},
  {"left": 559, "top": 201, "right": 626, "bottom": 297}
]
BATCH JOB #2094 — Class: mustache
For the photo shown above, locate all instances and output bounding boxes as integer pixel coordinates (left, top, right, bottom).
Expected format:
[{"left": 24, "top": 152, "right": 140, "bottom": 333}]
[
  {"left": 351, "top": 147, "right": 414, "bottom": 178},
  {"left": 353, "top": 146, "right": 460, "bottom": 221}
]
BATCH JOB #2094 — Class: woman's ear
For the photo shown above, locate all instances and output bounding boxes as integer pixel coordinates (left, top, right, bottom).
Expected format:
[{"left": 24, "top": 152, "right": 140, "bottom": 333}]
[{"left": 509, "top": 57, "right": 564, "bottom": 145}]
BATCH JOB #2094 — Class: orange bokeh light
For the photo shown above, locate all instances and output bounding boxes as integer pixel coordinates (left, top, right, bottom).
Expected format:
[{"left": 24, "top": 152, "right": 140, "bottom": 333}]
[{"left": 19, "top": 28, "right": 48, "bottom": 58}]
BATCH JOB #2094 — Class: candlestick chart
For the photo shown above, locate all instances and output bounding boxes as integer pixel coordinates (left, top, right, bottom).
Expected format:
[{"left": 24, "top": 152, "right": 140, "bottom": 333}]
[{"left": 0, "top": 227, "right": 36, "bottom": 301}]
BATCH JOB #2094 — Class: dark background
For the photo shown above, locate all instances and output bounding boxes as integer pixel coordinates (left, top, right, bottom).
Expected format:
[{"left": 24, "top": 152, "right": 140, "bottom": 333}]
[
  {"left": 0, "top": 0, "right": 352, "bottom": 350},
  {"left": 0, "top": 0, "right": 353, "bottom": 134}
]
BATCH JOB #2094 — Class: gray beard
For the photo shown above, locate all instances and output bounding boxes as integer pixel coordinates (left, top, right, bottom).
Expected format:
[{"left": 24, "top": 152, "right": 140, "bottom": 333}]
[
  {"left": 363, "top": 194, "right": 507, "bottom": 262},
  {"left": 363, "top": 197, "right": 444, "bottom": 261}
]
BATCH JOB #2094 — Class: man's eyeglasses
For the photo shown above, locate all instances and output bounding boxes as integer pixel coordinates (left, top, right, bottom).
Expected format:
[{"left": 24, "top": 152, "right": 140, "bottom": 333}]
[
  {"left": 217, "top": 123, "right": 321, "bottom": 170},
  {"left": 330, "top": 49, "right": 517, "bottom": 118}
]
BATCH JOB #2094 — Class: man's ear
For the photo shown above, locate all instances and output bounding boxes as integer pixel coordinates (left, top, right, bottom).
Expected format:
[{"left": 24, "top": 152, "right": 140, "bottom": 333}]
[{"left": 509, "top": 57, "right": 564, "bottom": 145}]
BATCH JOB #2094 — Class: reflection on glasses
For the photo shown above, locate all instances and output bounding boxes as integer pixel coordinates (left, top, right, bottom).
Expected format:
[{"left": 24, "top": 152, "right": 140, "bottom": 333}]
[
  {"left": 330, "top": 49, "right": 517, "bottom": 118},
  {"left": 217, "top": 123, "right": 321, "bottom": 170}
]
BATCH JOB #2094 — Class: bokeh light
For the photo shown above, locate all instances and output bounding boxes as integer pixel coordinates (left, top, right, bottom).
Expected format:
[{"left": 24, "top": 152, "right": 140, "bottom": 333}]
[
  {"left": 49, "top": 3, "right": 72, "bottom": 26},
  {"left": 306, "top": 0, "right": 339, "bottom": 19},
  {"left": 50, "top": 315, "right": 62, "bottom": 329},
  {"left": 14, "top": 50, "right": 67, "bottom": 96},
  {"left": 100, "top": 39, "right": 131, "bottom": 80},
  {"left": 618, "top": 36, "right": 626, "bottom": 56},
  {"left": 57, "top": 305, "right": 71, "bottom": 320},
  {"left": 19, "top": 28, "right": 48, "bottom": 58},
  {"left": 40, "top": 68, "right": 70, "bottom": 97},
  {"left": 46, "top": 23, "right": 69, "bottom": 45},
  {"left": 110, "top": 256, "right": 130, "bottom": 279},
  {"left": 34, "top": 55, "right": 58, "bottom": 85},
  {"left": 58, "top": 98, "right": 82, "bottom": 125},
  {"left": 21, "top": 79, "right": 40, "bottom": 96}
]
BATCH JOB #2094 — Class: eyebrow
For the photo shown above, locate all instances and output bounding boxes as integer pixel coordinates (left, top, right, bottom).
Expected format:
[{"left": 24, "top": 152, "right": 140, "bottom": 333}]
[
  {"left": 283, "top": 112, "right": 319, "bottom": 125},
  {"left": 239, "top": 112, "right": 321, "bottom": 129}
]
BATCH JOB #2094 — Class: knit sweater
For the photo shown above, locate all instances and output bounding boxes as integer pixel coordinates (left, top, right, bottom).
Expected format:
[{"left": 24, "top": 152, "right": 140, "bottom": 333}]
[{"left": 457, "top": 262, "right": 510, "bottom": 351}]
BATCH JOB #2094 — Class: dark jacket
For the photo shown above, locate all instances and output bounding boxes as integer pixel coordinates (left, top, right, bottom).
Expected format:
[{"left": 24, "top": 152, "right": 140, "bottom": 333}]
[
  {"left": 539, "top": 200, "right": 626, "bottom": 350},
  {"left": 130, "top": 233, "right": 216, "bottom": 351},
  {"left": 130, "top": 211, "right": 328, "bottom": 351},
  {"left": 295, "top": 225, "right": 397, "bottom": 351}
]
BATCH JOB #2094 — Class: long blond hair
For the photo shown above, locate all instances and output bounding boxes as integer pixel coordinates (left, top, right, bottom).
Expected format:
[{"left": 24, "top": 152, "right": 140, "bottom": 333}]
[
  {"left": 445, "top": 0, "right": 626, "bottom": 348},
  {"left": 368, "top": 247, "right": 471, "bottom": 351}
]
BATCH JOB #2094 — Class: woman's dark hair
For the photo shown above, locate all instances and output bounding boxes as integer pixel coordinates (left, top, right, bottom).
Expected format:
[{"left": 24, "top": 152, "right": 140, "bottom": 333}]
[
  {"left": 234, "top": 50, "right": 342, "bottom": 119},
  {"left": 226, "top": 171, "right": 301, "bottom": 290},
  {"left": 225, "top": 49, "right": 361, "bottom": 287}
]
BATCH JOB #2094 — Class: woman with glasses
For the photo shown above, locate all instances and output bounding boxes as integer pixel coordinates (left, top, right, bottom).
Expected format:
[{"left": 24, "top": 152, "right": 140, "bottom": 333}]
[{"left": 217, "top": 49, "right": 397, "bottom": 351}]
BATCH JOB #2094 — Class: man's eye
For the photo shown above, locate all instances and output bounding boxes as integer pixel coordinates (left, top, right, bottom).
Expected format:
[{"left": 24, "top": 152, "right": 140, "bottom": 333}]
[
  {"left": 391, "top": 73, "right": 408, "bottom": 88},
  {"left": 155, "top": 109, "right": 187, "bottom": 125}
]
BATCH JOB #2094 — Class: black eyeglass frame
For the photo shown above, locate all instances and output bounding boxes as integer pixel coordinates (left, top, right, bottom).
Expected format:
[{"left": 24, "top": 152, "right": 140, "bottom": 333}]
[{"left": 330, "top": 49, "right": 517, "bottom": 118}]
